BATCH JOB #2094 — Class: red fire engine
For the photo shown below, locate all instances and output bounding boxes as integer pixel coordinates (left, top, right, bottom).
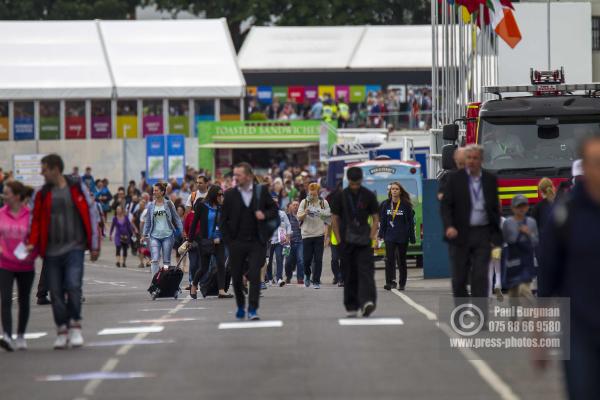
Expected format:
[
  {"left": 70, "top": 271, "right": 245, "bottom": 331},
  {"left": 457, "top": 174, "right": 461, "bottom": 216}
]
[{"left": 442, "top": 68, "right": 600, "bottom": 208}]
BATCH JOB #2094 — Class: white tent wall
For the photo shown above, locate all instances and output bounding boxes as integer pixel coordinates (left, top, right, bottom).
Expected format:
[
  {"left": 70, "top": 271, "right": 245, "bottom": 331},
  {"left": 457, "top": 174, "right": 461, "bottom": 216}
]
[
  {"left": 0, "top": 21, "right": 113, "bottom": 99},
  {"left": 498, "top": 3, "right": 592, "bottom": 86},
  {"left": 0, "top": 138, "right": 200, "bottom": 191}
]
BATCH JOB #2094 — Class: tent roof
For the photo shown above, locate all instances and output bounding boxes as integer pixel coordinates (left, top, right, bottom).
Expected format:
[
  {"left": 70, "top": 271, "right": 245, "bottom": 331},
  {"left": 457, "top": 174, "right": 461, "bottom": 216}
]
[
  {"left": 100, "top": 19, "right": 244, "bottom": 98},
  {"left": 0, "top": 21, "right": 113, "bottom": 100},
  {"left": 238, "top": 25, "right": 433, "bottom": 72},
  {"left": 0, "top": 19, "right": 244, "bottom": 100},
  {"left": 237, "top": 26, "right": 366, "bottom": 71}
]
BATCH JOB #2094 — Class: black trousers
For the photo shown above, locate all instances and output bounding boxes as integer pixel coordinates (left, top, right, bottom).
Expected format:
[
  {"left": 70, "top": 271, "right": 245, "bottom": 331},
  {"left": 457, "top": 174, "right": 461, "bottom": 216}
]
[
  {"left": 384, "top": 241, "right": 408, "bottom": 288},
  {"left": 0, "top": 269, "right": 35, "bottom": 335},
  {"left": 192, "top": 243, "right": 226, "bottom": 291},
  {"left": 449, "top": 226, "right": 492, "bottom": 298},
  {"left": 341, "top": 244, "right": 376, "bottom": 312},
  {"left": 36, "top": 263, "right": 47, "bottom": 299},
  {"left": 228, "top": 240, "right": 265, "bottom": 310},
  {"left": 330, "top": 244, "right": 343, "bottom": 283},
  {"left": 303, "top": 236, "right": 324, "bottom": 284}
]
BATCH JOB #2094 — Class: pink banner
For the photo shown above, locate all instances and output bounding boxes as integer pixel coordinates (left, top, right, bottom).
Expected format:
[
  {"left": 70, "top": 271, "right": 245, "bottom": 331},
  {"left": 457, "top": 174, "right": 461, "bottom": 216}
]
[
  {"left": 143, "top": 115, "right": 163, "bottom": 137},
  {"left": 335, "top": 85, "right": 350, "bottom": 102},
  {"left": 91, "top": 116, "right": 111, "bottom": 139},
  {"left": 304, "top": 86, "right": 318, "bottom": 102}
]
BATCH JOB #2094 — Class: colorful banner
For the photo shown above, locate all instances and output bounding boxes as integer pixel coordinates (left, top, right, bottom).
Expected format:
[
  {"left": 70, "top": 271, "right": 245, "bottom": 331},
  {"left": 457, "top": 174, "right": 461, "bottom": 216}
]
[
  {"left": 14, "top": 117, "right": 34, "bottom": 141},
  {"left": 116, "top": 116, "right": 138, "bottom": 139},
  {"left": 91, "top": 116, "right": 111, "bottom": 139},
  {"left": 39, "top": 117, "right": 60, "bottom": 140},
  {"left": 143, "top": 115, "right": 163, "bottom": 137},
  {"left": 246, "top": 86, "right": 258, "bottom": 97},
  {"left": 169, "top": 116, "right": 189, "bottom": 136},
  {"left": 335, "top": 85, "right": 350, "bottom": 102},
  {"left": 272, "top": 86, "right": 288, "bottom": 102},
  {"left": 65, "top": 116, "right": 86, "bottom": 139},
  {"left": 257, "top": 86, "right": 273, "bottom": 104},
  {"left": 167, "top": 135, "right": 186, "bottom": 182},
  {"left": 0, "top": 117, "right": 8, "bottom": 140},
  {"left": 288, "top": 86, "right": 305, "bottom": 104},
  {"left": 304, "top": 86, "right": 318, "bottom": 102},
  {"left": 366, "top": 85, "right": 382, "bottom": 96},
  {"left": 146, "top": 135, "right": 165, "bottom": 184},
  {"left": 318, "top": 85, "right": 335, "bottom": 100},
  {"left": 349, "top": 85, "right": 366, "bottom": 103},
  {"left": 194, "top": 115, "right": 215, "bottom": 137}
]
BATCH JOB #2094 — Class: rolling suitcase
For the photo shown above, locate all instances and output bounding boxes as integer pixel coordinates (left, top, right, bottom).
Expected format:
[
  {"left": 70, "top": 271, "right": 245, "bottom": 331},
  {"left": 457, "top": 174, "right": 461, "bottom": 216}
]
[
  {"left": 147, "top": 250, "right": 186, "bottom": 300},
  {"left": 199, "top": 262, "right": 231, "bottom": 298}
]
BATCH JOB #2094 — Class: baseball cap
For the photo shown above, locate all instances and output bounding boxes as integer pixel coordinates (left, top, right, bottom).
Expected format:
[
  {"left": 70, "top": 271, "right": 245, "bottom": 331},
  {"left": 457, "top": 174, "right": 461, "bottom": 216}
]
[
  {"left": 511, "top": 194, "right": 528, "bottom": 208},
  {"left": 571, "top": 159, "right": 583, "bottom": 177}
]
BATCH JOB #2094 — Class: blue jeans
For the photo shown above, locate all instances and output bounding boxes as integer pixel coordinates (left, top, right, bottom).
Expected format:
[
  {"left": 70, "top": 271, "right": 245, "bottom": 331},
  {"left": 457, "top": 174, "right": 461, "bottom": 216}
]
[
  {"left": 285, "top": 241, "right": 304, "bottom": 281},
  {"left": 150, "top": 235, "right": 175, "bottom": 276},
  {"left": 44, "top": 249, "right": 85, "bottom": 328},
  {"left": 272, "top": 244, "right": 284, "bottom": 281}
]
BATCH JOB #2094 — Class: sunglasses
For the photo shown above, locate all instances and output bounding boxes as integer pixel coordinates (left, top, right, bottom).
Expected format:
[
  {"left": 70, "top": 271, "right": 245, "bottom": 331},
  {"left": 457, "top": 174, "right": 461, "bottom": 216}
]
[{"left": 218, "top": 193, "right": 224, "bottom": 196}]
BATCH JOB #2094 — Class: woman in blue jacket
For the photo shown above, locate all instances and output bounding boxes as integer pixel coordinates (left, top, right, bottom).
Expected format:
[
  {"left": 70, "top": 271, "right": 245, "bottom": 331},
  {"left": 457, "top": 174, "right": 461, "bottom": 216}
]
[{"left": 378, "top": 182, "right": 416, "bottom": 291}]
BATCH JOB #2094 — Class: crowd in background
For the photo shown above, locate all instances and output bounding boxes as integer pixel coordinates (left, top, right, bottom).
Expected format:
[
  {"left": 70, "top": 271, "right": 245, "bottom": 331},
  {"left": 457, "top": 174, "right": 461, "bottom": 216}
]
[{"left": 245, "top": 87, "right": 433, "bottom": 130}]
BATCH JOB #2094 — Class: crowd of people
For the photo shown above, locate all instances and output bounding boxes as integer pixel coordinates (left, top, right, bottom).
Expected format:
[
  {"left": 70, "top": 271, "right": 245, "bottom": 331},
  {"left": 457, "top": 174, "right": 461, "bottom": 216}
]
[{"left": 245, "top": 88, "right": 432, "bottom": 130}]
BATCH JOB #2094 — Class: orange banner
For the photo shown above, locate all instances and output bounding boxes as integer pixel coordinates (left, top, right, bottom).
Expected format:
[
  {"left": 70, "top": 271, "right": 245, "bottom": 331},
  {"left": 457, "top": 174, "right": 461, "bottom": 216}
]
[{"left": 0, "top": 117, "right": 8, "bottom": 140}]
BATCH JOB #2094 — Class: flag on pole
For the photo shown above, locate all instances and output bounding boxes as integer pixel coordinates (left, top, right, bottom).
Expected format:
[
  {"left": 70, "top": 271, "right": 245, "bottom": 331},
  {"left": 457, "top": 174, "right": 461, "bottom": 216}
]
[{"left": 489, "top": 0, "right": 522, "bottom": 48}]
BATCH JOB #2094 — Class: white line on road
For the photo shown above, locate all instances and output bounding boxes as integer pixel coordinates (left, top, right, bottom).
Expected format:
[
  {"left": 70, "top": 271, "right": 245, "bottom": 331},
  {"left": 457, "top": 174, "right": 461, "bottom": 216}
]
[
  {"left": 390, "top": 290, "right": 520, "bottom": 400},
  {"left": 338, "top": 318, "right": 404, "bottom": 326},
  {"left": 10, "top": 332, "right": 47, "bottom": 339},
  {"left": 87, "top": 339, "right": 175, "bottom": 347},
  {"left": 39, "top": 371, "right": 155, "bottom": 382},
  {"left": 82, "top": 357, "right": 119, "bottom": 396},
  {"left": 120, "top": 317, "right": 203, "bottom": 324},
  {"left": 98, "top": 326, "right": 164, "bottom": 335},
  {"left": 218, "top": 321, "right": 283, "bottom": 330},
  {"left": 391, "top": 289, "right": 438, "bottom": 320},
  {"left": 139, "top": 307, "right": 207, "bottom": 312}
]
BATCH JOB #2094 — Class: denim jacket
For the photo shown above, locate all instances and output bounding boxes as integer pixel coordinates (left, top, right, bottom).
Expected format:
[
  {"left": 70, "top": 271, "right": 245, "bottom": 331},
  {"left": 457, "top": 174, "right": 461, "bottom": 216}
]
[{"left": 143, "top": 199, "right": 183, "bottom": 238}]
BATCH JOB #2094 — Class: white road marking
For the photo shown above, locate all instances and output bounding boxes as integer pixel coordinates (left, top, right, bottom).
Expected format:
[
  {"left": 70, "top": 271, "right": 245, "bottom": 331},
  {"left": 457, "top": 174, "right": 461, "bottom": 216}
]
[
  {"left": 87, "top": 339, "right": 175, "bottom": 347},
  {"left": 10, "top": 332, "right": 47, "bottom": 339},
  {"left": 120, "top": 317, "right": 202, "bottom": 324},
  {"left": 338, "top": 318, "right": 404, "bottom": 326},
  {"left": 218, "top": 321, "right": 283, "bottom": 330},
  {"left": 98, "top": 326, "right": 164, "bottom": 335},
  {"left": 82, "top": 357, "right": 119, "bottom": 395},
  {"left": 139, "top": 307, "right": 207, "bottom": 312},
  {"left": 391, "top": 289, "right": 438, "bottom": 320},
  {"left": 39, "top": 371, "right": 154, "bottom": 382},
  {"left": 391, "top": 290, "right": 520, "bottom": 400}
]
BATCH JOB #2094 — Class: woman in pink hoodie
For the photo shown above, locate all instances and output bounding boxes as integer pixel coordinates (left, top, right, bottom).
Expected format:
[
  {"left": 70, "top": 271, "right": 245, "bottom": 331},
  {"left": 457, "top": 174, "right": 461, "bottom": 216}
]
[{"left": 0, "top": 181, "right": 36, "bottom": 351}]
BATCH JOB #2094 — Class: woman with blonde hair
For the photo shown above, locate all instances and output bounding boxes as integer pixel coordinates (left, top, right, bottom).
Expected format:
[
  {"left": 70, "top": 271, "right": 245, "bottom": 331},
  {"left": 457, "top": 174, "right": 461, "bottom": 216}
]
[
  {"left": 531, "top": 177, "right": 556, "bottom": 233},
  {"left": 298, "top": 182, "right": 331, "bottom": 289},
  {"left": 377, "top": 182, "right": 415, "bottom": 291}
]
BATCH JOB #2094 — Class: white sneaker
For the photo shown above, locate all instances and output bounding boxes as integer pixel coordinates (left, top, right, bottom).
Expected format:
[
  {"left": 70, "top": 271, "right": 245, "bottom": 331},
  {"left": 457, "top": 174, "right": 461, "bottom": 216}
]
[
  {"left": 54, "top": 328, "right": 69, "bottom": 350},
  {"left": 15, "top": 335, "right": 27, "bottom": 351},
  {"left": 69, "top": 326, "right": 84, "bottom": 348},
  {"left": 277, "top": 279, "right": 286, "bottom": 287},
  {"left": 0, "top": 334, "right": 15, "bottom": 352},
  {"left": 346, "top": 310, "right": 358, "bottom": 318}
]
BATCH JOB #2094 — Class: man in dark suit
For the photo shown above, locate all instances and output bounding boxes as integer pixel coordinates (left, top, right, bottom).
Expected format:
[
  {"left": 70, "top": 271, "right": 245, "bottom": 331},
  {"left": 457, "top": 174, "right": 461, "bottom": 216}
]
[
  {"left": 441, "top": 145, "right": 502, "bottom": 300},
  {"left": 220, "top": 162, "right": 279, "bottom": 321}
]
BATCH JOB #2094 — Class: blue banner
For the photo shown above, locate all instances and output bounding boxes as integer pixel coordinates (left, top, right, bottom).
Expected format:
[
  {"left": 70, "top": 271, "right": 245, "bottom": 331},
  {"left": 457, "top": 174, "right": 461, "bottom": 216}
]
[
  {"left": 14, "top": 117, "right": 34, "bottom": 141},
  {"left": 365, "top": 85, "right": 382, "bottom": 96},
  {"left": 167, "top": 135, "right": 186, "bottom": 183},
  {"left": 257, "top": 86, "right": 273, "bottom": 104},
  {"left": 146, "top": 135, "right": 166, "bottom": 184}
]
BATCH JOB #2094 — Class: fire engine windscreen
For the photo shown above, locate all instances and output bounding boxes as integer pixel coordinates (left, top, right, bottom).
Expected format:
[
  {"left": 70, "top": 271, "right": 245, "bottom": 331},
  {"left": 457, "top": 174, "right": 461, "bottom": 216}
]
[{"left": 479, "top": 116, "right": 600, "bottom": 172}]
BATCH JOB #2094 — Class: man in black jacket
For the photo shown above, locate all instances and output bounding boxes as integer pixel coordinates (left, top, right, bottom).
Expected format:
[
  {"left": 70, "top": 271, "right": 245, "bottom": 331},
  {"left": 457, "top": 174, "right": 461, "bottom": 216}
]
[
  {"left": 440, "top": 144, "right": 502, "bottom": 300},
  {"left": 220, "top": 162, "right": 279, "bottom": 321}
]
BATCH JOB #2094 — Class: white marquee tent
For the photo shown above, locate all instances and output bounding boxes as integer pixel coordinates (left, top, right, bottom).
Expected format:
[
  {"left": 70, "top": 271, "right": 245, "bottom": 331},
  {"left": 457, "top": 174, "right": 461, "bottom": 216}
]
[
  {"left": 238, "top": 25, "right": 433, "bottom": 72},
  {"left": 0, "top": 19, "right": 245, "bottom": 100}
]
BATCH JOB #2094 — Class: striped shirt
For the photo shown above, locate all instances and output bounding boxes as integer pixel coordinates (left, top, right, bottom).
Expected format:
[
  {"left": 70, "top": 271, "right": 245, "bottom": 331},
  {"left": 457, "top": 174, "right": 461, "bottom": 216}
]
[{"left": 287, "top": 213, "right": 302, "bottom": 244}]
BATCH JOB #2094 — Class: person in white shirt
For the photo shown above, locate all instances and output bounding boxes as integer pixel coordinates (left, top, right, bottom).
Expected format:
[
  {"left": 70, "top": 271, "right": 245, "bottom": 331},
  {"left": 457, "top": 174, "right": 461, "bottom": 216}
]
[
  {"left": 185, "top": 175, "right": 209, "bottom": 210},
  {"left": 297, "top": 182, "right": 331, "bottom": 289}
]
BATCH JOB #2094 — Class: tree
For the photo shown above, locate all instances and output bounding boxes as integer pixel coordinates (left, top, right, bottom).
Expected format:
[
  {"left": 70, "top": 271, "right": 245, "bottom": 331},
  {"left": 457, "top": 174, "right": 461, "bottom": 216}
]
[{"left": 0, "top": 0, "right": 141, "bottom": 20}]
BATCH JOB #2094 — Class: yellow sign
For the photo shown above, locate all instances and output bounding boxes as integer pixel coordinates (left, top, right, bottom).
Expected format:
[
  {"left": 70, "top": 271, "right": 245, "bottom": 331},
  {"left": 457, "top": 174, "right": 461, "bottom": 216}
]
[
  {"left": 116, "top": 116, "right": 138, "bottom": 138},
  {"left": 318, "top": 85, "right": 335, "bottom": 100},
  {"left": 0, "top": 117, "right": 8, "bottom": 140}
]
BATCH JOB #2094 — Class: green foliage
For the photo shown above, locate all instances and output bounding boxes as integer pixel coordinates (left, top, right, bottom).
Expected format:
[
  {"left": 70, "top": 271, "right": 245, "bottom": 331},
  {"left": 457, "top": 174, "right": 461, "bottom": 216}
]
[{"left": 0, "top": 0, "right": 141, "bottom": 20}]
